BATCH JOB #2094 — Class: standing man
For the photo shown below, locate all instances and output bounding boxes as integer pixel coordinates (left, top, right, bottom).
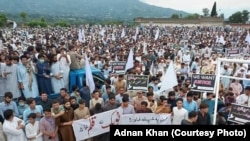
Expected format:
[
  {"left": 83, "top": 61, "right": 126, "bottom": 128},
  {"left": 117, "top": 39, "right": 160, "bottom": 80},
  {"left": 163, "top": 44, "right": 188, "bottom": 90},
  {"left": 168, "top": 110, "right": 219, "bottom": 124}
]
[
  {"left": 57, "top": 48, "right": 71, "bottom": 90},
  {"left": 68, "top": 45, "right": 84, "bottom": 70},
  {"left": 39, "top": 108, "right": 59, "bottom": 141},
  {"left": 50, "top": 54, "right": 64, "bottom": 93},
  {"left": 3, "top": 109, "right": 26, "bottom": 141},
  {"left": 17, "top": 55, "right": 39, "bottom": 98},
  {"left": 2, "top": 56, "right": 21, "bottom": 99}
]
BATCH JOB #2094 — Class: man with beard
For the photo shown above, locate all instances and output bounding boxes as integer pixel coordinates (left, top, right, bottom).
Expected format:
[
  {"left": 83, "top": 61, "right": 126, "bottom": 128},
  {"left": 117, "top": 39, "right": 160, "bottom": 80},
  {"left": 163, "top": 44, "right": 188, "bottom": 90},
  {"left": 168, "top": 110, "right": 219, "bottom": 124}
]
[
  {"left": 0, "top": 92, "right": 19, "bottom": 118},
  {"left": 2, "top": 56, "right": 21, "bottom": 99},
  {"left": 57, "top": 100, "right": 75, "bottom": 141}
]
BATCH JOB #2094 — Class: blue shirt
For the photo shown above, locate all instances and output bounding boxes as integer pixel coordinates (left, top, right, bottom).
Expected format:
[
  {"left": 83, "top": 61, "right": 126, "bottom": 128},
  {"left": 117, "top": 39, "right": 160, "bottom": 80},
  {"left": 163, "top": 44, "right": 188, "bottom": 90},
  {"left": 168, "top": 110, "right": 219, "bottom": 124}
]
[
  {"left": 101, "top": 85, "right": 116, "bottom": 102},
  {"left": 115, "top": 94, "right": 132, "bottom": 104},
  {"left": 201, "top": 99, "right": 215, "bottom": 116},
  {"left": 23, "top": 105, "right": 43, "bottom": 124},
  {"left": 0, "top": 101, "right": 19, "bottom": 118},
  {"left": 149, "top": 83, "right": 159, "bottom": 92},
  {"left": 17, "top": 104, "right": 29, "bottom": 118},
  {"left": 183, "top": 100, "right": 198, "bottom": 113}
]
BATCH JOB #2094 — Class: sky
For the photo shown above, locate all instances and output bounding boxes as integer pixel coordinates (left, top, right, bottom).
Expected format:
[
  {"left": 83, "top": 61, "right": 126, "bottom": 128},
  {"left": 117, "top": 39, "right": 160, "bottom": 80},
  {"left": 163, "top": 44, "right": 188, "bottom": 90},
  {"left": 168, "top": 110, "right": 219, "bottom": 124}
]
[{"left": 140, "top": 0, "right": 250, "bottom": 18}]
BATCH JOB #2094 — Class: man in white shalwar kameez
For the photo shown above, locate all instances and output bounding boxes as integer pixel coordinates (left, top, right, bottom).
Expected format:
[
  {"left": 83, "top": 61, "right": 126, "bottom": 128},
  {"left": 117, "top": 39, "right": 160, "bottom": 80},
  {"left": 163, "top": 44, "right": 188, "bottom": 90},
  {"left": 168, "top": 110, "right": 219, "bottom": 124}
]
[
  {"left": 3, "top": 57, "right": 21, "bottom": 99},
  {"left": 3, "top": 109, "right": 27, "bottom": 141},
  {"left": 17, "top": 55, "right": 39, "bottom": 98},
  {"left": 50, "top": 55, "right": 64, "bottom": 93},
  {"left": 57, "top": 48, "right": 71, "bottom": 90},
  {"left": 0, "top": 62, "right": 6, "bottom": 102}
]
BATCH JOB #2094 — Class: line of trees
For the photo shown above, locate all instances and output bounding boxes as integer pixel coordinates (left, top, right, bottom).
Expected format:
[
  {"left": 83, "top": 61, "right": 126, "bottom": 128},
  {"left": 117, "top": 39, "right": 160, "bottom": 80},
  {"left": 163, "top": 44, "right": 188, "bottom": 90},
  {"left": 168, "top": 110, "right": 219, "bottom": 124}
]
[
  {"left": 170, "top": 1, "right": 249, "bottom": 23},
  {"left": 0, "top": 12, "right": 128, "bottom": 27}
]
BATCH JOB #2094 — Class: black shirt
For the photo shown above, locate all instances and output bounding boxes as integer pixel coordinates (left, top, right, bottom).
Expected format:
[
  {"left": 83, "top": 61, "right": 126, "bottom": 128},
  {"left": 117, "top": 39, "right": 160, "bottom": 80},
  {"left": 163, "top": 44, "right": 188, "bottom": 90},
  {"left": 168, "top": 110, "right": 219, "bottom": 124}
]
[
  {"left": 181, "top": 119, "right": 194, "bottom": 125},
  {"left": 196, "top": 111, "right": 211, "bottom": 125},
  {"left": 37, "top": 99, "right": 52, "bottom": 109}
]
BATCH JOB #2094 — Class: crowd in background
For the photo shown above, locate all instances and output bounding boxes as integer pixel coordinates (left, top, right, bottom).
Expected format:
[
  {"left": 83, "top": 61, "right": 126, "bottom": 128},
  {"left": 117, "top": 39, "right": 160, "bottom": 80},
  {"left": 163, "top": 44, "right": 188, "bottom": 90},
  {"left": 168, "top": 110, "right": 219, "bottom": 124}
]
[{"left": 0, "top": 25, "right": 250, "bottom": 141}]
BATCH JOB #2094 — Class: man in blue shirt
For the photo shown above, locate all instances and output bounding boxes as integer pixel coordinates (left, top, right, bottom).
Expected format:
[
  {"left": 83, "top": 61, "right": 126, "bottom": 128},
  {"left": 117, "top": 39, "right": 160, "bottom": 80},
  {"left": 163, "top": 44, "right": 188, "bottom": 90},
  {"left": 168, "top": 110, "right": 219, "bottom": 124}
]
[
  {"left": 0, "top": 92, "right": 19, "bottom": 118},
  {"left": 183, "top": 91, "right": 199, "bottom": 113},
  {"left": 23, "top": 98, "right": 43, "bottom": 124}
]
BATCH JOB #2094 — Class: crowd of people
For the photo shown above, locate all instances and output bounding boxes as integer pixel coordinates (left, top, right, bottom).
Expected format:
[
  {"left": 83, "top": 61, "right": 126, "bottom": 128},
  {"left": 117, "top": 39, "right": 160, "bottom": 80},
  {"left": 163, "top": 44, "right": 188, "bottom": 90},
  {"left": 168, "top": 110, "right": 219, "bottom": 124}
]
[{"left": 0, "top": 24, "right": 250, "bottom": 141}]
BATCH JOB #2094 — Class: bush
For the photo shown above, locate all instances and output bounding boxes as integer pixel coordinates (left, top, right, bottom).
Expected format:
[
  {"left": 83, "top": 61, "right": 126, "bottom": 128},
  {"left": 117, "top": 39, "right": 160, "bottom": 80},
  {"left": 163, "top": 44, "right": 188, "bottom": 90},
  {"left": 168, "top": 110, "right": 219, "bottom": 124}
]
[
  {"left": 54, "top": 20, "right": 69, "bottom": 27},
  {"left": 26, "top": 20, "right": 47, "bottom": 27},
  {"left": 0, "top": 13, "right": 7, "bottom": 27}
]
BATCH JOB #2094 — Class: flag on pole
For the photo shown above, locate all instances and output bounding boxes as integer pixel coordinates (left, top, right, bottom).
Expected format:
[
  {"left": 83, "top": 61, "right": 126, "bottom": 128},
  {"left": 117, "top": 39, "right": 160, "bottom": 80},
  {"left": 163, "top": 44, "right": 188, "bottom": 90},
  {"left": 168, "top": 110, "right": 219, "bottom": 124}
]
[
  {"left": 81, "top": 28, "right": 86, "bottom": 42},
  {"left": 154, "top": 28, "right": 159, "bottom": 40},
  {"left": 115, "top": 54, "right": 119, "bottom": 61},
  {"left": 143, "top": 41, "right": 148, "bottom": 55},
  {"left": 125, "top": 48, "right": 134, "bottom": 72},
  {"left": 78, "top": 29, "right": 83, "bottom": 42},
  {"left": 85, "top": 55, "right": 95, "bottom": 93},
  {"left": 159, "top": 61, "right": 178, "bottom": 93},
  {"left": 13, "top": 22, "right": 17, "bottom": 29},
  {"left": 121, "top": 28, "right": 125, "bottom": 38},
  {"left": 149, "top": 62, "right": 154, "bottom": 76},
  {"left": 219, "top": 35, "right": 226, "bottom": 45},
  {"left": 245, "top": 32, "right": 250, "bottom": 44},
  {"left": 112, "top": 33, "right": 116, "bottom": 41}
]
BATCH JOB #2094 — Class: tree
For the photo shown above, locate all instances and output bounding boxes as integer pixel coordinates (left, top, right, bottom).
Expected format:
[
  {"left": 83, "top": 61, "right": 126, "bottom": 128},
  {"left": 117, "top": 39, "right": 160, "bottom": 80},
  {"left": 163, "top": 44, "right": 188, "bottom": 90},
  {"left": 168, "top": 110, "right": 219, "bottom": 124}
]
[
  {"left": 170, "top": 13, "right": 179, "bottom": 19},
  {"left": 210, "top": 1, "right": 218, "bottom": 17},
  {"left": 242, "top": 10, "right": 250, "bottom": 23},
  {"left": 229, "top": 10, "right": 249, "bottom": 23},
  {"left": 20, "top": 12, "right": 27, "bottom": 21},
  {"left": 202, "top": 8, "right": 210, "bottom": 17},
  {"left": 229, "top": 11, "right": 243, "bottom": 23},
  {"left": 0, "top": 13, "right": 8, "bottom": 27}
]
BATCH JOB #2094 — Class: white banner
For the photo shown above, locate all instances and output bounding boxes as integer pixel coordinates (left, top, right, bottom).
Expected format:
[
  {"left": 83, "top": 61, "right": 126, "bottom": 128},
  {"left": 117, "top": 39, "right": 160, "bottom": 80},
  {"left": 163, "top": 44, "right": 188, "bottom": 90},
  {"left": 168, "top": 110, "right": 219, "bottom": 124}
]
[
  {"left": 119, "top": 113, "right": 171, "bottom": 125},
  {"left": 72, "top": 108, "right": 171, "bottom": 141}
]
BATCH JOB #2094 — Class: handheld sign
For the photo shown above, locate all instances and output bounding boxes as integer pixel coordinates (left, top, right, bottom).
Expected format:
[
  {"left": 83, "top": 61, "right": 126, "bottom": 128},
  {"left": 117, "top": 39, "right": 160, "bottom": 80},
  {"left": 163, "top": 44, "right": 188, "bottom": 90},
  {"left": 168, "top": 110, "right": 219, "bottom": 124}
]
[
  {"left": 191, "top": 74, "right": 216, "bottom": 92},
  {"left": 226, "top": 48, "right": 240, "bottom": 57},
  {"left": 110, "top": 61, "right": 126, "bottom": 74},
  {"left": 228, "top": 103, "right": 250, "bottom": 124},
  {"left": 127, "top": 75, "right": 149, "bottom": 91}
]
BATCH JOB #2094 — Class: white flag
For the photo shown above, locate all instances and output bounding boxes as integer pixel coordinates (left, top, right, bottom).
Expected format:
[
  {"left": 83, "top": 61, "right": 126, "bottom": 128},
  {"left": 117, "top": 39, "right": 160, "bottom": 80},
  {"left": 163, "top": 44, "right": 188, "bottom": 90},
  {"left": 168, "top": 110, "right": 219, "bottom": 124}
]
[
  {"left": 115, "top": 54, "right": 119, "bottom": 61},
  {"left": 149, "top": 62, "right": 154, "bottom": 76},
  {"left": 112, "top": 33, "right": 116, "bottom": 41},
  {"left": 136, "top": 27, "right": 139, "bottom": 35},
  {"left": 78, "top": 29, "right": 83, "bottom": 42},
  {"left": 159, "top": 61, "right": 178, "bottom": 92},
  {"left": 121, "top": 28, "right": 125, "bottom": 38},
  {"left": 219, "top": 35, "right": 226, "bottom": 45},
  {"left": 154, "top": 28, "right": 159, "bottom": 40},
  {"left": 143, "top": 41, "right": 148, "bottom": 55},
  {"left": 99, "top": 29, "right": 105, "bottom": 36},
  {"left": 245, "top": 32, "right": 250, "bottom": 44},
  {"left": 81, "top": 28, "right": 86, "bottom": 42},
  {"left": 13, "top": 22, "right": 17, "bottom": 29},
  {"left": 85, "top": 55, "right": 95, "bottom": 93},
  {"left": 125, "top": 48, "right": 134, "bottom": 72}
]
